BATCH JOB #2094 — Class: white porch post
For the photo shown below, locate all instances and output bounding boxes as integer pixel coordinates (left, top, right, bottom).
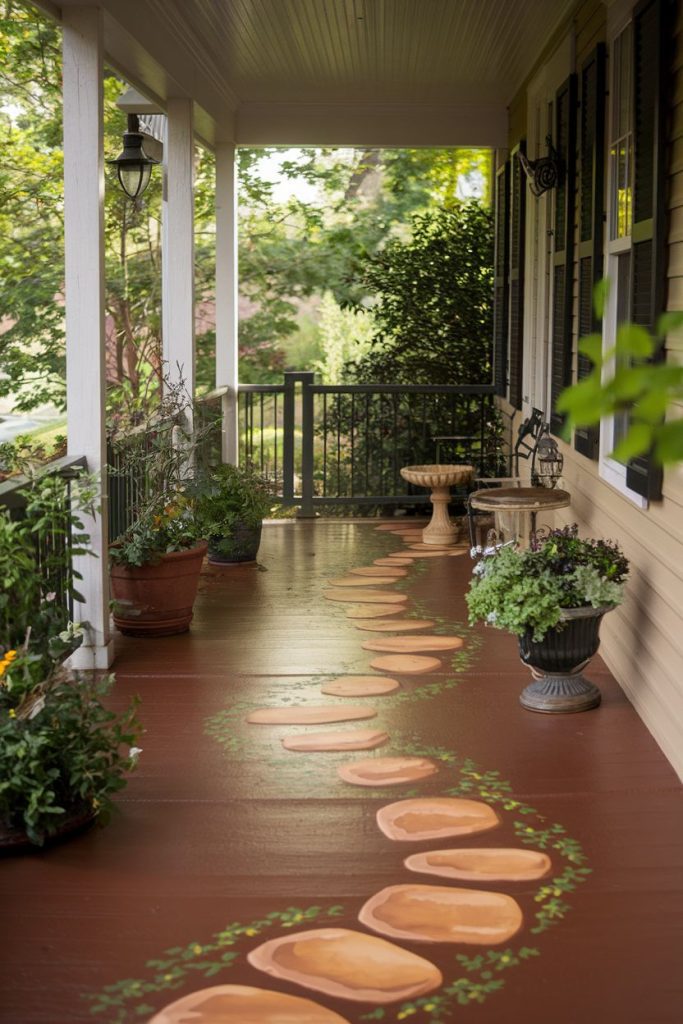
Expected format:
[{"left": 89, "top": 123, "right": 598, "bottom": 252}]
[
  {"left": 162, "top": 98, "right": 195, "bottom": 397},
  {"left": 215, "top": 143, "right": 239, "bottom": 464},
  {"left": 62, "top": 6, "right": 113, "bottom": 669}
]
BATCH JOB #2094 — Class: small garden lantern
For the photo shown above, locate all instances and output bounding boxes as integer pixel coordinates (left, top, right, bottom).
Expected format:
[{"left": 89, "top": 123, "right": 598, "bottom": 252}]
[
  {"left": 531, "top": 435, "right": 564, "bottom": 488},
  {"left": 108, "top": 114, "right": 159, "bottom": 200}
]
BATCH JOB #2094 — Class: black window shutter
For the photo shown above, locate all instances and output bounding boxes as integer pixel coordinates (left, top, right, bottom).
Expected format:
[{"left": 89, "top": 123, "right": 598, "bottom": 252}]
[
  {"left": 550, "top": 75, "right": 578, "bottom": 437},
  {"left": 626, "top": 0, "right": 672, "bottom": 500},
  {"left": 493, "top": 160, "right": 510, "bottom": 397},
  {"left": 575, "top": 44, "right": 606, "bottom": 459},
  {"left": 508, "top": 141, "right": 526, "bottom": 409}
]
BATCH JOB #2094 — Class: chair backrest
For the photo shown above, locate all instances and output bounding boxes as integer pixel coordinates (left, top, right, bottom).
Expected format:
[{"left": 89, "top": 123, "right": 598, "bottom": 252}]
[{"left": 511, "top": 407, "right": 546, "bottom": 477}]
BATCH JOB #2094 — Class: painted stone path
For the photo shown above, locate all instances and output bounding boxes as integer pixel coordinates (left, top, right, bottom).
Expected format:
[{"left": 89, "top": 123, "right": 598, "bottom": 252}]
[{"left": 85, "top": 523, "right": 592, "bottom": 1023}]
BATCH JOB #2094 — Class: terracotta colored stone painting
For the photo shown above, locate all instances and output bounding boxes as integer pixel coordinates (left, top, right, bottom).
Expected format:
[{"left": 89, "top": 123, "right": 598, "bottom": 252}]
[{"left": 78, "top": 522, "right": 606, "bottom": 1024}]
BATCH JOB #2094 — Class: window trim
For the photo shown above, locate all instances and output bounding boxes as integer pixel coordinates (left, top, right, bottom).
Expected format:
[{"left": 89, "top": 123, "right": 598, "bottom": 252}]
[{"left": 598, "top": 3, "right": 649, "bottom": 509}]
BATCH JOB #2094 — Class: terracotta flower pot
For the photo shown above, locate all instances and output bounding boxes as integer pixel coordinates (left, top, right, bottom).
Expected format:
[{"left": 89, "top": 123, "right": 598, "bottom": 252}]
[
  {"left": 517, "top": 605, "right": 613, "bottom": 714},
  {"left": 110, "top": 542, "right": 207, "bottom": 637}
]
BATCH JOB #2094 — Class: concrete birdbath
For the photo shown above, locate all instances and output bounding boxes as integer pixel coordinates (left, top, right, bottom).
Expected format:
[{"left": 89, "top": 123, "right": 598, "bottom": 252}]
[{"left": 400, "top": 464, "right": 473, "bottom": 545}]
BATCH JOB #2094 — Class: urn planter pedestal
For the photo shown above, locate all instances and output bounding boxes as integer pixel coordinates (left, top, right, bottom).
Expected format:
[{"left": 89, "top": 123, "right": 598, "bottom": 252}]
[{"left": 518, "top": 606, "right": 612, "bottom": 713}]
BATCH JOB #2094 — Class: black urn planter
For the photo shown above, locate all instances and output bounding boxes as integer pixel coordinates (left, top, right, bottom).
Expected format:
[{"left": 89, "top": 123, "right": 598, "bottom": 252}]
[
  {"left": 518, "top": 605, "right": 613, "bottom": 713},
  {"left": 208, "top": 522, "right": 262, "bottom": 565}
]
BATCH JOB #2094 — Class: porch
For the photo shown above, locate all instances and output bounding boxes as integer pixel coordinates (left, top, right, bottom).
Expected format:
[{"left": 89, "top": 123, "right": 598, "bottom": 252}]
[{"left": 1, "top": 520, "right": 681, "bottom": 1023}]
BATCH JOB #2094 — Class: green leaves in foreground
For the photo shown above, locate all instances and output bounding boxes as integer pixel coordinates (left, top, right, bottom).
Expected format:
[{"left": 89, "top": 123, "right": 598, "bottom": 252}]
[{"left": 557, "top": 281, "right": 683, "bottom": 465}]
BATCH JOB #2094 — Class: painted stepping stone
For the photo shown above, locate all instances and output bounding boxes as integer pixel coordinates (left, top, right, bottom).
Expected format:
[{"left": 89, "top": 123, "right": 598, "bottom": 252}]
[
  {"left": 147, "top": 984, "right": 351, "bottom": 1023},
  {"left": 393, "top": 549, "right": 447, "bottom": 558},
  {"left": 247, "top": 927, "right": 442, "bottom": 1004},
  {"left": 247, "top": 705, "right": 376, "bottom": 725},
  {"left": 344, "top": 603, "right": 406, "bottom": 618},
  {"left": 350, "top": 566, "right": 407, "bottom": 577},
  {"left": 362, "top": 635, "right": 464, "bottom": 653},
  {"left": 282, "top": 729, "right": 389, "bottom": 752},
  {"left": 354, "top": 618, "right": 435, "bottom": 633},
  {"left": 374, "top": 558, "right": 414, "bottom": 566},
  {"left": 321, "top": 676, "right": 400, "bottom": 696},
  {"left": 408, "top": 543, "right": 456, "bottom": 552},
  {"left": 375, "top": 523, "right": 406, "bottom": 531},
  {"left": 370, "top": 654, "right": 442, "bottom": 674},
  {"left": 358, "top": 884, "right": 523, "bottom": 945},
  {"left": 324, "top": 590, "right": 408, "bottom": 603},
  {"left": 338, "top": 756, "right": 438, "bottom": 787},
  {"left": 376, "top": 797, "right": 499, "bottom": 842},
  {"left": 329, "top": 576, "right": 400, "bottom": 587},
  {"left": 404, "top": 847, "right": 552, "bottom": 882}
]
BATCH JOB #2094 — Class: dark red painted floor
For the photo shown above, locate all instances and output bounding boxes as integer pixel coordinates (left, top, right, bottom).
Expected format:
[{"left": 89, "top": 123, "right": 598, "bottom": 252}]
[{"left": 1, "top": 521, "right": 682, "bottom": 1023}]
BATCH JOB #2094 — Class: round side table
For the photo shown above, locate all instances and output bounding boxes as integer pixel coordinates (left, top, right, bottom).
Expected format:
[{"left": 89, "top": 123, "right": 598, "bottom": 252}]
[{"left": 469, "top": 486, "right": 571, "bottom": 545}]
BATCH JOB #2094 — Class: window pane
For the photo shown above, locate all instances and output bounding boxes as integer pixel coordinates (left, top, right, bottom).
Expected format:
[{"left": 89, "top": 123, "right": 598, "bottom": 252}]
[{"left": 613, "top": 252, "right": 632, "bottom": 455}]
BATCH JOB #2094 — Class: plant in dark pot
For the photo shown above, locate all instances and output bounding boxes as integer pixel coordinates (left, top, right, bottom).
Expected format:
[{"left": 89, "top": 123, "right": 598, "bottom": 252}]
[
  {"left": 466, "top": 525, "right": 629, "bottom": 713},
  {"left": 108, "top": 380, "right": 212, "bottom": 637},
  {"left": 195, "top": 463, "right": 273, "bottom": 565}
]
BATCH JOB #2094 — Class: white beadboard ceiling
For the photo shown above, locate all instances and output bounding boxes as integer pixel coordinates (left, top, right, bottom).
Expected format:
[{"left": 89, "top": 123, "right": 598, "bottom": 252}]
[{"left": 47, "top": 0, "right": 577, "bottom": 146}]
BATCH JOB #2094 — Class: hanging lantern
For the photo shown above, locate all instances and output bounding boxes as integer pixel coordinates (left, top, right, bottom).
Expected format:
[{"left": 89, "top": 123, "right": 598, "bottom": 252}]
[{"left": 108, "top": 114, "right": 159, "bottom": 200}]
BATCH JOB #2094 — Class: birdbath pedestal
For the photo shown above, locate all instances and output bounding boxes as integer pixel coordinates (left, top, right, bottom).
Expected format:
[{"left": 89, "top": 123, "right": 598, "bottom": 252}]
[{"left": 400, "top": 464, "right": 473, "bottom": 546}]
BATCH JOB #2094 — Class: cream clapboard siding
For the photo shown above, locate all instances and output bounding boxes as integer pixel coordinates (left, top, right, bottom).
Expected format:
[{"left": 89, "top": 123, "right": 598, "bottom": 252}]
[{"left": 506, "top": 0, "right": 683, "bottom": 779}]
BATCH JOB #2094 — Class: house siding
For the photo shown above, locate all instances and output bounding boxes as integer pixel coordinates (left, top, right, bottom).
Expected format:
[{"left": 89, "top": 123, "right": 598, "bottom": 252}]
[{"left": 506, "top": 0, "right": 683, "bottom": 779}]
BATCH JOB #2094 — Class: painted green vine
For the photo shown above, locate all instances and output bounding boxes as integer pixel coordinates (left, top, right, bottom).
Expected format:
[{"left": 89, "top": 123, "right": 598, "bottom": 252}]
[
  {"left": 86, "top": 533, "right": 592, "bottom": 1020},
  {"left": 84, "top": 748, "right": 591, "bottom": 1022}
]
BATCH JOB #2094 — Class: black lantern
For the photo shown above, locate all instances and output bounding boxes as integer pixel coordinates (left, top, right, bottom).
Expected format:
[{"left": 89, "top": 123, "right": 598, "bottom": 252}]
[
  {"left": 108, "top": 114, "right": 159, "bottom": 200},
  {"left": 531, "top": 435, "right": 564, "bottom": 489}
]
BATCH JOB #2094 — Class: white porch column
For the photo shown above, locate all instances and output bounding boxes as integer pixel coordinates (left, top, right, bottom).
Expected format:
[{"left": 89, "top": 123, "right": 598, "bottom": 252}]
[
  {"left": 63, "top": 6, "right": 113, "bottom": 669},
  {"left": 215, "top": 143, "right": 239, "bottom": 464},
  {"left": 162, "top": 98, "right": 195, "bottom": 397}
]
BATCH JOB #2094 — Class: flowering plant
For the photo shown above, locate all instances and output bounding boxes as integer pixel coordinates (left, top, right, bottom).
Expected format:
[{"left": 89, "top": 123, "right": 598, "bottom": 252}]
[
  {"left": 0, "top": 642, "right": 140, "bottom": 845},
  {"left": 0, "top": 469, "right": 141, "bottom": 846},
  {"left": 466, "top": 525, "right": 629, "bottom": 642}
]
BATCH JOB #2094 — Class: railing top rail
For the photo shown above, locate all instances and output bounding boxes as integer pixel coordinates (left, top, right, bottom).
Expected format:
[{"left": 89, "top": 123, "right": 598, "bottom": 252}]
[
  {"left": 197, "top": 386, "right": 230, "bottom": 404},
  {"left": 309, "top": 383, "right": 497, "bottom": 396},
  {"left": 238, "top": 384, "right": 287, "bottom": 394},
  {"left": 0, "top": 455, "right": 88, "bottom": 510}
]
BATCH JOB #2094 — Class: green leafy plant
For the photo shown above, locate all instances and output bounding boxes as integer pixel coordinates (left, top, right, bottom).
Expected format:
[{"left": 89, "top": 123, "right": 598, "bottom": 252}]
[
  {"left": 109, "top": 377, "right": 217, "bottom": 567},
  {"left": 0, "top": 469, "right": 99, "bottom": 666},
  {"left": 466, "top": 525, "right": 629, "bottom": 641},
  {"left": 0, "top": 649, "right": 140, "bottom": 845},
  {"left": 557, "top": 279, "right": 683, "bottom": 464},
  {"left": 194, "top": 463, "right": 274, "bottom": 540},
  {"left": 0, "top": 467, "right": 141, "bottom": 846}
]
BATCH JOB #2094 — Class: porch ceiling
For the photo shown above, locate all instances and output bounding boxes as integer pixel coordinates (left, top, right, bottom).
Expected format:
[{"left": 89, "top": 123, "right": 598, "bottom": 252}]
[{"left": 46, "top": 0, "right": 576, "bottom": 147}]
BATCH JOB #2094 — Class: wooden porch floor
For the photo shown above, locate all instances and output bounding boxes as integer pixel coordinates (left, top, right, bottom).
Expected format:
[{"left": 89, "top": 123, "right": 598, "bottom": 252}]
[{"left": 1, "top": 520, "right": 682, "bottom": 1023}]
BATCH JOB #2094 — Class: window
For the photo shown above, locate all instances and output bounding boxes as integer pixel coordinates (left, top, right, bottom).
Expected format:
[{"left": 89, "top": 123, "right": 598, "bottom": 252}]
[{"left": 600, "top": 14, "right": 647, "bottom": 506}]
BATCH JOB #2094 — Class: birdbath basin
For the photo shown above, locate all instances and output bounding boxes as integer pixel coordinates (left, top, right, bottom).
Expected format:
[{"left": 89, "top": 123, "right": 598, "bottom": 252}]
[{"left": 400, "top": 464, "right": 473, "bottom": 545}]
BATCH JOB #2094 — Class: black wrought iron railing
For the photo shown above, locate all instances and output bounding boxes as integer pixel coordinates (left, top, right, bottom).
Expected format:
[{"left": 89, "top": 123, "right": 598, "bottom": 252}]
[
  {"left": 239, "top": 372, "right": 498, "bottom": 514},
  {"left": 0, "top": 456, "right": 87, "bottom": 639}
]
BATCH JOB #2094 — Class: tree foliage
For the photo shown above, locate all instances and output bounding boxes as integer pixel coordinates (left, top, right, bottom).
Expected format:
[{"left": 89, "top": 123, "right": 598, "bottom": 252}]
[
  {"left": 0, "top": 1, "right": 494, "bottom": 418},
  {"left": 349, "top": 202, "right": 494, "bottom": 384}
]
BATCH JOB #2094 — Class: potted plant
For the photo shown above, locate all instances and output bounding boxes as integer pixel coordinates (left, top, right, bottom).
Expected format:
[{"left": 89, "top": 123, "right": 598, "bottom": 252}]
[
  {"left": 108, "top": 380, "right": 211, "bottom": 636},
  {"left": 0, "top": 471, "right": 141, "bottom": 849},
  {"left": 194, "top": 463, "right": 273, "bottom": 565},
  {"left": 466, "top": 524, "right": 629, "bottom": 713}
]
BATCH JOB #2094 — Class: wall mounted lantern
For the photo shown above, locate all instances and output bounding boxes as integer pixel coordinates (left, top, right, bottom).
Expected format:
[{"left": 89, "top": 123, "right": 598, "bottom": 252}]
[
  {"left": 518, "top": 135, "right": 562, "bottom": 198},
  {"left": 108, "top": 113, "right": 159, "bottom": 201}
]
